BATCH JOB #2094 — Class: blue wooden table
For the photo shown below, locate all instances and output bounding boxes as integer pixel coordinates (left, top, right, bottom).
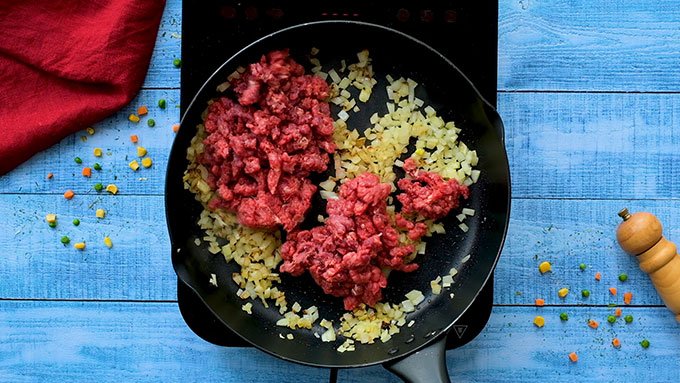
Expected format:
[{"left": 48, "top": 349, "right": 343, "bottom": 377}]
[{"left": 2, "top": 1, "right": 680, "bottom": 381}]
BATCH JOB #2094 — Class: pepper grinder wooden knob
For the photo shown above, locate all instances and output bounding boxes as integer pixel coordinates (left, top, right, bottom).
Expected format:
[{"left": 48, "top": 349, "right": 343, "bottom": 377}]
[{"left": 616, "top": 208, "right": 680, "bottom": 322}]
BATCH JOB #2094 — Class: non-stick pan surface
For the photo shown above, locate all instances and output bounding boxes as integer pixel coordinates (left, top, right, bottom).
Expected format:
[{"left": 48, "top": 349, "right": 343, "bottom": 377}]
[{"left": 166, "top": 20, "right": 510, "bottom": 370}]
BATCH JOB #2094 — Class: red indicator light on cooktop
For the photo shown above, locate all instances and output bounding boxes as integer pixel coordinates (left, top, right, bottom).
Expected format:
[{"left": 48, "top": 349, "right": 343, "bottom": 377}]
[
  {"left": 220, "top": 6, "right": 236, "bottom": 19},
  {"left": 244, "top": 6, "right": 258, "bottom": 20},
  {"left": 420, "top": 9, "right": 434, "bottom": 23},
  {"left": 397, "top": 8, "right": 410, "bottom": 22},
  {"left": 444, "top": 9, "right": 458, "bottom": 23},
  {"left": 266, "top": 8, "right": 284, "bottom": 19}
]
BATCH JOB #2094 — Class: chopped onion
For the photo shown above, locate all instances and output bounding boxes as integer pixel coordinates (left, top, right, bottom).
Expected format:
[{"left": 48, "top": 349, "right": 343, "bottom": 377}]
[
  {"left": 459, "top": 223, "right": 469, "bottom": 233},
  {"left": 462, "top": 208, "right": 476, "bottom": 216}
]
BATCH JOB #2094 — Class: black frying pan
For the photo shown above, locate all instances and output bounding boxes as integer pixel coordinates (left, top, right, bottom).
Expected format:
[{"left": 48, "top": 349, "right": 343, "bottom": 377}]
[{"left": 166, "top": 21, "right": 510, "bottom": 382}]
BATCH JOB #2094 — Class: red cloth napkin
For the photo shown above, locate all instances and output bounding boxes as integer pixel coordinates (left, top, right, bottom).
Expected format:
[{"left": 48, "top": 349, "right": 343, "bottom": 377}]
[{"left": 0, "top": 1, "right": 166, "bottom": 175}]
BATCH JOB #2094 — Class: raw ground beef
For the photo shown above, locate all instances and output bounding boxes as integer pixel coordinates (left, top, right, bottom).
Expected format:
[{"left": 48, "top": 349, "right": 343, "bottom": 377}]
[
  {"left": 397, "top": 158, "right": 469, "bottom": 220},
  {"left": 199, "top": 50, "right": 335, "bottom": 231},
  {"left": 280, "top": 173, "right": 422, "bottom": 311}
]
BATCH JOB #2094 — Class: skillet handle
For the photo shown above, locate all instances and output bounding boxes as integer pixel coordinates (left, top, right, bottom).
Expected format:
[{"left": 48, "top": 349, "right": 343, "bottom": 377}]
[{"left": 383, "top": 335, "right": 451, "bottom": 383}]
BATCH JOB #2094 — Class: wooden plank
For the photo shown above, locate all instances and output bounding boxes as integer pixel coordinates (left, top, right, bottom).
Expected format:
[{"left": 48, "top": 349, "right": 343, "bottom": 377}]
[
  {"left": 0, "top": 301, "right": 330, "bottom": 383},
  {"left": 1, "top": 301, "right": 678, "bottom": 382},
  {"left": 0, "top": 194, "right": 174, "bottom": 300},
  {"left": 498, "top": 0, "right": 680, "bottom": 91},
  {"left": 494, "top": 198, "right": 680, "bottom": 306},
  {"left": 3, "top": 194, "right": 677, "bottom": 306},
  {"left": 0, "top": 89, "right": 179, "bottom": 195},
  {"left": 140, "top": 0, "right": 181, "bottom": 89},
  {"left": 5, "top": 92, "right": 680, "bottom": 199},
  {"left": 499, "top": 92, "right": 680, "bottom": 199}
]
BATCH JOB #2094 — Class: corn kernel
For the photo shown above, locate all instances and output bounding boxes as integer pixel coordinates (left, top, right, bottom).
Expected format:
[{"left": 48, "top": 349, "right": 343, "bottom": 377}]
[
  {"left": 86, "top": 127, "right": 95, "bottom": 135},
  {"left": 93, "top": 148, "right": 103, "bottom": 157},
  {"left": 136, "top": 146, "right": 147, "bottom": 157},
  {"left": 129, "top": 114, "right": 140, "bottom": 123},
  {"left": 141, "top": 157, "right": 153, "bottom": 168},
  {"left": 106, "top": 184, "right": 118, "bottom": 194},
  {"left": 104, "top": 236, "right": 113, "bottom": 248},
  {"left": 129, "top": 160, "right": 140, "bottom": 171},
  {"left": 414, "top": 148, "right": 425, "bottom": 156},
  {"left": 74, "top": 242, "right": 86, "bottom": 250},
  {"left": 538, "top": 261, "right": 552, "bottom": 274},
  {"left": 95, "top": 209, "right": 106, "bottom": 218},
  {"left": 533, "top": 316, "right": 545, "bottom": 328},
  {"left": 45, "top": 213, "right": 57, "bottom": 223},
  {"left": 558, "top": 288, "right": 569, "bottom": 298}
]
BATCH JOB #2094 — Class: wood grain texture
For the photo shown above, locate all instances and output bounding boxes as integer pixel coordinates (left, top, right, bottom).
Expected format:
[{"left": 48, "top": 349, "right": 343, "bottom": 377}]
[
  {"left": 4, "top": 193, "right": 678, "bottom": 307},
  {"left": 0, "top": 194, "right": 173, "bottom": 300},
  {"left": 2, "top": 302, "right": 678, "bottom": 383},
  {"left": 141, "top": 1, "right": 181, "bottom": 89},
  {"left": 500, "top": 92, "right": 680, "bottom": 199},
  {"left": 499, "top": 0, "right": 680, "bottom": 91}
]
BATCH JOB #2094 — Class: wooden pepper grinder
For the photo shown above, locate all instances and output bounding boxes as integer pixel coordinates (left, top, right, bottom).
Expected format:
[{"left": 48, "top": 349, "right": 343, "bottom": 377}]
[{"left": 616, "top": 208, "right": 680, "bottom": 321}]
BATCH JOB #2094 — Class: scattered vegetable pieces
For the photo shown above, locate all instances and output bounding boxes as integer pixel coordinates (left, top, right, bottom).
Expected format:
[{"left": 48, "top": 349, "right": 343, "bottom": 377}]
[
  {"left": 615, "top": 308, "right": 622, "bottom": 317},
  {"left": 559, "top": 312, "right": 569, "bottom": 321},
  {"left": 595, "top": 272, "right": 602, "bottom": 281},
  {"left": 130, "top": 135, "right": 139, "bottom": 143},
  {"left": 640, "top": 339, "right": 650, "bottom": 349},
  {"left": 94, "top": 148, "right": 103, "bottom": 157},
  {"left": 86, "top": 127, "right": 96, "bottom": 135},
  {"left": 147, "top": 118, "right": 156, "bottom": 127},
  {"left": 173, "top": 58, "right": 182, "bottom": 68},
  {"left": 533, "top": 316, "right": 545, "bottom": 328},
  {"left": 74, "top": 242, "right": 86, "bottom": 250},
  {"left": 129, "top": 160, "right": 140, "bottom": 171},
  {"left": 558, "top": 288, "right": 569, "bottom": 298},
  {"left": 104, "top": 236, "right": 113, "bottom": 248},
  {"left": 63, "top": 190, "right": 75, "bottom": 200},
  {"left": 609, "top": 287, "right": 618, "bottom": 296},
  {"left": 172, "top": 123, "right": 180, "bottom": 133},
  {"left": 82, "top": 167, "right": 92, "bottom": 177},
  {"left": 95, "top": 209, "right": 106, "bottom": 219},
  {"left": 94, "top": 163, "right": 102, "bottom": 171},
  {"left": 158, "top": 99, "right": 167, "bottom": 109},
  {"left": 94, "top": 183, "right": 103, "bottom": 192},
  {"left": 105, "top": 184, "right": 118, "bottom": 194},
  {"left": 136, "top": 146, "right": 147, "bottom": 157},
  {"left": 45, "top": 214, "right": 57, "bottom": 223},
  {"left": 47, "top": 173, "right": 54, "bottom": 179},
  {"left": 568, "top": 352, "right": 578, "bottom": 363},
  {"left": 74, "top": 157, "right": 82, "bottom": 164},
  {"left": 607, "top": 315, "right": 616, "bottom": 324},
  {"left": 624, "top": 314, "right": 633, "bottom": 324},
  {"left": 618, "top": 273, "right": 628, "bottom": 282},
  {"left": 612, "top": 338, "right": 621, "bottom": 348},
  {"left": 60, "top": 236, "right": 70, "bottom": 245},
  {"left": 72, "top": 219, "right": 80, "bottom": 226},
  {"left": 588, "top": 319, "right": 599, "bottom": 329},
  {"left": 535, "top": 298, "right": 545, "bottom": 307},
  {"left": 137, "top": 106, "right": 148, "bottom": 116},
  {"left": 129, "top": 114, "right": 140, "bottom": 123},
  {"left": 48, "top": 221, "right": 57, "bottom": 228},
  {"left": 141, "top": 157, "right": 153, "bottom": 168},
  {"left": 623, "top": 292, "right": 633, "bottom": 305},
  {"left": 539, "top": 261, "right": 552, "bottom": 274},
  {"left": 581, "top": 289, "right": 590, "bottom": 298},
  {"left": 579, "top": 263, "right": 587, "bottom": 271}
]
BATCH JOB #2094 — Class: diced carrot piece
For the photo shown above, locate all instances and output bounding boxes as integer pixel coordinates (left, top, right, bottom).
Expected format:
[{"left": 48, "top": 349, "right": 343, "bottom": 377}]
[
  {"left": 535, "top": 298, "right": 545, "bottom": 307},
  {"left": 172, "top": 123, "right": 180, "bottom": 133},
  {"left": 568, "top": 352, "right": 578, "bottom": 362},
  {"left": 615, "top": 308, "right": 622, "bottom": 317},
  {"left": 588, "top": 319, "right": 599, "bottom": 329},
  {"left": 609, "top": 287, "right": 617, "bottom": 296},
  {"left": 82, "top": 167, "right": 92, "bottom": 177},
  {"left": 137, "top": 105, "right": 148, "bottom": 115},
  {"left": 63, "top": 190, "right": 75, "bottom": 200},
  {"left": 595, "top": 272, "right": 602, "bottom": 281},
  {"left": 612, "top": 338, "right": 621, "bottom": 348},
  {"left": 623, "top": 292, "right": 633, "bottom": 305},
  {"left": 130, "top": 135, "right": 139, "bottom": 143},
  {"left": 46, "top": 173, "right": 54, "bottom": 179}
]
